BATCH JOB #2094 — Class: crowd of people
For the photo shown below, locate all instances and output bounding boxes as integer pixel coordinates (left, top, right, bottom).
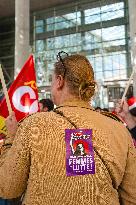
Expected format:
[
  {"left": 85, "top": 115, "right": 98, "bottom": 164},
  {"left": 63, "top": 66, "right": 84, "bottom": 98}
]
[{"left": 0, "top": 52, "right": 136, "bottom": 205}]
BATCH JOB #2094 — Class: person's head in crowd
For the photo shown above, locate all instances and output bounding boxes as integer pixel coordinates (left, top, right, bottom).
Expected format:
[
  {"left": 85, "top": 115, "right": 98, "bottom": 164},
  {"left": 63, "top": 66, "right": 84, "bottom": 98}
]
[
  {"left": 102, "top": 108, "right": 109, "bottom": 112},
  {"left": 39, "top": 98, "right": 54, "bottom": 112},
  {"left": 51, "top": 51, "right": 96, "bottom": 105},
  {"left": 95, "top": 106, "right": 101, "bottom": 112}
]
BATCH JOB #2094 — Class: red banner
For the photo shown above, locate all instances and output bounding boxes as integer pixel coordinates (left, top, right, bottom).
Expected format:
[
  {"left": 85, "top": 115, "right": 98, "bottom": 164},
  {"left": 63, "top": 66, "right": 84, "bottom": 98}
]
[{"left": 0, "top": 55, "right": 39, "bottom": 122}]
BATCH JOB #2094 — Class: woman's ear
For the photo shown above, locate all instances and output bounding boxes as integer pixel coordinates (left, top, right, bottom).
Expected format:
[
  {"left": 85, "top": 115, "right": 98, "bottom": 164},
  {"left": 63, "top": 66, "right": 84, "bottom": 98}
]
[{"left": 56, "top": 75, "right": 65, "bottom": 90}]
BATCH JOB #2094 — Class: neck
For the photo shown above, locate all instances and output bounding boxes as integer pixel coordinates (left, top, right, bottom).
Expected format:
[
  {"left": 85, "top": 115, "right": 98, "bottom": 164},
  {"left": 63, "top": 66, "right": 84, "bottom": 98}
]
[
  {"left": 58, "top": 92, "right": 79, "bottom": 105},
  {"left": 54, "top": 81, "right": 81, "bottom": 105},
  {"left": 57, "top": 84, "right": 80, "bottom": 105}
]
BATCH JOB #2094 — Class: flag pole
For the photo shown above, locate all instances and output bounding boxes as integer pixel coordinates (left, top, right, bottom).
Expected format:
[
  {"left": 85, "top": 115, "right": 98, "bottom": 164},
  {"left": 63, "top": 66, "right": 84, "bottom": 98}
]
[
  {"left": 121, "top": 67, "right": 136, "bottom": 103},
  {"left": 0, "top": 64, "right": 12, "bottom": 115}
]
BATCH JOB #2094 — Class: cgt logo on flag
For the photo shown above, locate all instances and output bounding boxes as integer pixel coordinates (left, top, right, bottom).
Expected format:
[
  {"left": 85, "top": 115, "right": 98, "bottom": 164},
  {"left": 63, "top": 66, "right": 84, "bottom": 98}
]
[
  {"left": 0, "top": 55, "right": 39, "bottom": 122},
  {"left": 12, "top": 81, "right": 38, "bottom": 114}
]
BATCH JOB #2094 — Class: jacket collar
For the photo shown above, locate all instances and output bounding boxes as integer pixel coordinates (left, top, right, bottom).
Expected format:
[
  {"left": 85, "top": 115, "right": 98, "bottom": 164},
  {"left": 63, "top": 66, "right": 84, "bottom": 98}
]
[{"left": 56, "top": 98, "right": 93, "bottom": 110}]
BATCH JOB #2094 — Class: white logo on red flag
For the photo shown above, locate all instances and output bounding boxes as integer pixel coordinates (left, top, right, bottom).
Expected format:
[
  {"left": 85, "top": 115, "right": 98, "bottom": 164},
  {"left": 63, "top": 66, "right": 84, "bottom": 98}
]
[{"left": 12, "top": 86, "right": 38, "bottom": 114}]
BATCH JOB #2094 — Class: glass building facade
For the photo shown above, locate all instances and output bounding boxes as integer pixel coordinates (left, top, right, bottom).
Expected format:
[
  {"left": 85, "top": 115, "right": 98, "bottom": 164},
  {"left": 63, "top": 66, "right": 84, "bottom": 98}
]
[{"left": 33, "top": 0, "right": 130, "bottom": 108}]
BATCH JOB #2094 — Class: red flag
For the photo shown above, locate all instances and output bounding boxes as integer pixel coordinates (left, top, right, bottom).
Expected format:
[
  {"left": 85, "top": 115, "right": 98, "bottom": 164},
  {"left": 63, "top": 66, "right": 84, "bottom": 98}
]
[{"left": 0, "top": 55, "right": 39, "bottom": 122}]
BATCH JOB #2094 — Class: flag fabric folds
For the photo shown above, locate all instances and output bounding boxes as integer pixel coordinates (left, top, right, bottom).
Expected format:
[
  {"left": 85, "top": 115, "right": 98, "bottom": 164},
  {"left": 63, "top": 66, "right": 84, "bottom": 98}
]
[{"left": 0, "top": 55, "right": 39, "bottom": 123}]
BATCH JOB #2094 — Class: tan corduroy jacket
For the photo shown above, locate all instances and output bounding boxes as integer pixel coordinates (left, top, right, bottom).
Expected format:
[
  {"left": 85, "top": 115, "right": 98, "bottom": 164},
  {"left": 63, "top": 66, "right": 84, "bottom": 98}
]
[{"left": 0, "top": 99, "right": 136, "bottom": 205}]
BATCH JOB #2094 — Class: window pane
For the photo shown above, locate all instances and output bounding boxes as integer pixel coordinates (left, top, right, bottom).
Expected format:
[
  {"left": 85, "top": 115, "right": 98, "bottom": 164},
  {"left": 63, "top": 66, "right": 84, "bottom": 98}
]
[
  {"left": 95, "top": 56, "right": 103, "bottom": 72},
  {"left": 85, "top": 8, "right": 100, "bottom": 24},
  {"left": 36, "top": 40, "right": 44, "bottom": 52},
  {"left": 47, "top": 12, "right": 81, "bottom": 31},
  {"left": 95, "top": 72, "right": 103, "bottom": 80},
  {"left": 101, "top": 3, "right": 124, "bottom": 21},
  {"left": 35, "top": 20, "right": 44, "bottom": 33},
  {"left": 102, "top": 26, "right": 125, "bottom": 41}
]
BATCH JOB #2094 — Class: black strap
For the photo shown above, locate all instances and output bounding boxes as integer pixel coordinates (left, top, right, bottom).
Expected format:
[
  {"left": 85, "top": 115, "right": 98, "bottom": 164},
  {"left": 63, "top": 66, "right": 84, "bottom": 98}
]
[
  {"left": 54, "top": 105, "right": 94, "bottom": 111},
  {"left": 2, "top": 143, "right": 12, "bottom": 147},
  {"left": 53, "top": 109, "right": 78, "bottom": 129}
]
